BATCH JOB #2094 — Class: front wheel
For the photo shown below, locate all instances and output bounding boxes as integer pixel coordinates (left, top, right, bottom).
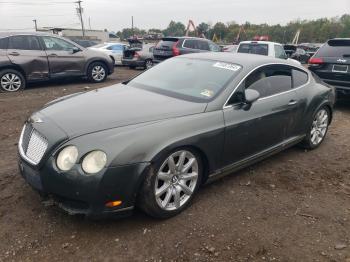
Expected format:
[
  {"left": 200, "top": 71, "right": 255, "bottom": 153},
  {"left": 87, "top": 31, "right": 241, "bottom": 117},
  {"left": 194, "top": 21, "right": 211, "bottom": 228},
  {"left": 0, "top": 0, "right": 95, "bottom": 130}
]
[
  {"left": 0, "top": 69, "right": 26, "bottom": 92},
  {"left": 301, "top": 107, "right": 330, "bottom": 149},
  {"left": 87, "top": 62, "right": 107, "bottom": 83},
  {"left": 138, "top": 149, "right": 202, "bottom": 219}
]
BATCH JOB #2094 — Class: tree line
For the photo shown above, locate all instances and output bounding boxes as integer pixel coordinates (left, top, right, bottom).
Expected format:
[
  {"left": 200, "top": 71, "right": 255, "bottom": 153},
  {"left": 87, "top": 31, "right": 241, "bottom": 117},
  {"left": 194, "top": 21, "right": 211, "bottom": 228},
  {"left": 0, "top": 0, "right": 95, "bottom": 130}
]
[{"left": 117, "top": 14, "right": 350, "bottom": 44}]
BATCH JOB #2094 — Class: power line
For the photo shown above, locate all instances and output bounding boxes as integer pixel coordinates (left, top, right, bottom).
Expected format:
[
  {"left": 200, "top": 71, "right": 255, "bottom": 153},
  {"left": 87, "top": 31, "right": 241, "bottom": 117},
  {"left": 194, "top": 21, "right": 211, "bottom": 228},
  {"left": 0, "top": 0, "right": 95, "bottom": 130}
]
[
  {"left": 0, "top": 1, "right": 74, "bottom": 4},
  {"left": 11, "top": 14, "right": 75, "bottom": 18}
]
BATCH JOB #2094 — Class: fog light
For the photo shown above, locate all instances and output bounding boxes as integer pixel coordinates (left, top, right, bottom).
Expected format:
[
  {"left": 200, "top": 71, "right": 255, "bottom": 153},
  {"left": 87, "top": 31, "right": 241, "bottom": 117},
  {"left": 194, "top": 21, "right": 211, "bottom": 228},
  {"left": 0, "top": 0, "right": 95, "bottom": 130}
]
[{"left": 105, "top": 200, "right": 122, "bottom": 208}]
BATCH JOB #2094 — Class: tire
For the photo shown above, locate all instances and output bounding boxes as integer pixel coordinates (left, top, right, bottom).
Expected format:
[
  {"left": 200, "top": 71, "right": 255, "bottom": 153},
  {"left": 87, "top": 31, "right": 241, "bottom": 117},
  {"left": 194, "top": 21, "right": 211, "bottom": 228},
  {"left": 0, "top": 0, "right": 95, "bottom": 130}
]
[
  {"left": 300, "top": 106, "right": 330, "bottom": 150},
  {"left": 0, "top": 69, "right": 26, "bottom": 92},
  {"left": 144, "top": 59, "right": 153, "bottom": 70},
  {"left": 138, "top": 148, "right": 203, "bottom": 219},
  {"left": 87, "top": 62, "right": 108, "bottom": 83}
]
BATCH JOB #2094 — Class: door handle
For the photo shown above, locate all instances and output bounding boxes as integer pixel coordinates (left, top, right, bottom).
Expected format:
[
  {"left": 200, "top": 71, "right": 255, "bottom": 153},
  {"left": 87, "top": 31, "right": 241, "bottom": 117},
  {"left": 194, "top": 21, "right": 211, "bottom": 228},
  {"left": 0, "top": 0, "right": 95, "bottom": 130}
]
[
  {"left": 48, "top": 53, "right": 58, "bottom": 57},
  {"left": 8, "top": 52, "right": 19, "bottom": 56},
  {"left": 288, "top": 100, "right": 298, "bottom": 106}
]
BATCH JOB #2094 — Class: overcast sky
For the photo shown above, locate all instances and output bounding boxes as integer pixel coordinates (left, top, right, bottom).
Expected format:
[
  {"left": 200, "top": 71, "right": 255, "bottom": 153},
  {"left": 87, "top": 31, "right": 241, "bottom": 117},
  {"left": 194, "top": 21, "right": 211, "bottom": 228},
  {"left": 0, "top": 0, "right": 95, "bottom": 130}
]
[{"left": 0, "top": 0, "right": 349, "bottom": 32}]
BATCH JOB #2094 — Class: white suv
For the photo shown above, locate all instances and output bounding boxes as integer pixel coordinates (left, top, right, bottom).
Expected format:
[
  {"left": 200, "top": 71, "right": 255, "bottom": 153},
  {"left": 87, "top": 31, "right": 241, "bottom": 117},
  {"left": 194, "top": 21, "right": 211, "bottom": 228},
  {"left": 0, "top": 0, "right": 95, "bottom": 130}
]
[
  {"left": 237, "top": 41, "right": 300, "bottom": 65},
  {"left": 237, "top": 41, "right": 286, "bottom": 58}
]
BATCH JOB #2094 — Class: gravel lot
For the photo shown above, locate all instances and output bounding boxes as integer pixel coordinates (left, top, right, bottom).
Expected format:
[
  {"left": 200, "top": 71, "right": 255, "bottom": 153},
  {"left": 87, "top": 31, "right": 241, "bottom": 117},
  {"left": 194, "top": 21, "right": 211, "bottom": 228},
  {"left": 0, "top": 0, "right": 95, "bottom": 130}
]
[{"left": 0, "top": 67, "right": 349, "bottom": 262}]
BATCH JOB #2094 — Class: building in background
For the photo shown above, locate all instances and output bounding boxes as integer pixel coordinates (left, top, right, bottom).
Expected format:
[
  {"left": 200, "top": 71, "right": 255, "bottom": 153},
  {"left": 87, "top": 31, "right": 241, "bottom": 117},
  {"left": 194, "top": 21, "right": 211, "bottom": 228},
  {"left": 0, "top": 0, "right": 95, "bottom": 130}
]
[{"left": 38, "top": 27, "right": 119, "bottom": 43}]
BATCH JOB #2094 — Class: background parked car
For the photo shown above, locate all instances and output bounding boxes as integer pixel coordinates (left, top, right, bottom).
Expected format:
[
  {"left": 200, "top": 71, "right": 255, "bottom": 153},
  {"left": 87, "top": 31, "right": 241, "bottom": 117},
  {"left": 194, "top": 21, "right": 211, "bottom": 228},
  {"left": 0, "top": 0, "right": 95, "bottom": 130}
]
[
  {"left": 122, "top": 43, "right": 155, "bottom": 69},
  {"left": 237, "top": 41, "right": 288, "bottom": 59},
  {"left": 298, "top": 43, "right": 322, "bottom": 58},
  {"left": 290, "top": 48, "right": 311, "bottom": 64},
  {"left": 308, "top": 38, "right": 350, "bottom": 96},
  {"left": 153, "top": 37, "right": 221, "bottom": 63},
  {"left": 71, "top": 39, "right": 99, "bottom": 48},
  {"left": 284, "top": 44, "right": 297, "bottom": 58},
  {"left": 222, "top": 44, "right": 238, "bottom": 52},
  {"left": 0, "top": 32, "right": 114, "bottom": 92},
  {"left": 89, "top": 42, "right": 127, "bottom": 65}
]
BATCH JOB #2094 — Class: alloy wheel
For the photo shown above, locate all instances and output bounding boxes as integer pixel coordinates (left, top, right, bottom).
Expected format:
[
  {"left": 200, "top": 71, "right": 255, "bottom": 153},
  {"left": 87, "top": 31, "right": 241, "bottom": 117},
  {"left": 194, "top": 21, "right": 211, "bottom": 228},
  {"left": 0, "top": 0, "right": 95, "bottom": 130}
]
[
  {"left": 91, "top": 66, "right": 106, "bottom": 81},
  {"left": 155, "top": 150, "right": 199, "bottom": 211},
  {"left": 145, "top": 60, "right": 153, "bottom": 69},
  {"left": 1, "top": 73, "right": 22, "bottom": 92},
  {"left": 310, "top": 109, "right": 329, "bottom": 146}
]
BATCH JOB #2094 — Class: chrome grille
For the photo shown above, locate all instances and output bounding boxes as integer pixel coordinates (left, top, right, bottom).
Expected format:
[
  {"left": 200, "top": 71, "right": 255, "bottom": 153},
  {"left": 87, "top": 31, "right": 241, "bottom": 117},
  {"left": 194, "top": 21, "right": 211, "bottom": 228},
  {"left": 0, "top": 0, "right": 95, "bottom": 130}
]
[{"left": 19, "top": 124, "right": 48, "bottom": 165}]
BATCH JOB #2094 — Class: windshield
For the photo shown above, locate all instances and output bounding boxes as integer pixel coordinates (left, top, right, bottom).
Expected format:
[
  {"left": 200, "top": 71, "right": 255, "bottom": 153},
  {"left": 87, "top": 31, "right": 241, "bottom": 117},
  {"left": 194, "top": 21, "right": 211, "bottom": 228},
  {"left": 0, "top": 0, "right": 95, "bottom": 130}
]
[
  {"left": 127, "top": 57, "right": 242, "bottom": 102},
  {"left": 238, "top": 43, "right": 269, "bottom": 56}
]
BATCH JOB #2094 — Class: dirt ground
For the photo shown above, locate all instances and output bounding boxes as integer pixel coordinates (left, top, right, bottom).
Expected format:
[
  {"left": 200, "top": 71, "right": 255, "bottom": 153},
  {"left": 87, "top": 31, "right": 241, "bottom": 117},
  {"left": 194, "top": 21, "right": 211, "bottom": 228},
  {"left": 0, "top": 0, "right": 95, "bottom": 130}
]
[{"left": 0, "top": 67, "right": 349, "bottom": 262}]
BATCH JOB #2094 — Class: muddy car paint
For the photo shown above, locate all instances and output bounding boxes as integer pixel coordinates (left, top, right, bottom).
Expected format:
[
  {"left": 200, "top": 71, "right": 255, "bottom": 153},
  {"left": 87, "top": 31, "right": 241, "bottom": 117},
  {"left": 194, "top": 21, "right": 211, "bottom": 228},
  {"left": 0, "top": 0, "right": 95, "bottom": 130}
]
[{"left": 18, "top": 53, "right": 335, "bottom": 218}]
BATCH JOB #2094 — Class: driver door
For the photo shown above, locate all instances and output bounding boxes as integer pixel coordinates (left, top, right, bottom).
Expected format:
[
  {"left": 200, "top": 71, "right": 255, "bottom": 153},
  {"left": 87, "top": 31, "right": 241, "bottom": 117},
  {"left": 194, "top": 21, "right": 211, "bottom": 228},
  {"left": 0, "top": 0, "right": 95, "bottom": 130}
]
[
  {"left": 222, "top": 64, "right": 299, "bottom": 167},
  {"left": 40, "top": 36, "right": 85, "bottom": 78}
]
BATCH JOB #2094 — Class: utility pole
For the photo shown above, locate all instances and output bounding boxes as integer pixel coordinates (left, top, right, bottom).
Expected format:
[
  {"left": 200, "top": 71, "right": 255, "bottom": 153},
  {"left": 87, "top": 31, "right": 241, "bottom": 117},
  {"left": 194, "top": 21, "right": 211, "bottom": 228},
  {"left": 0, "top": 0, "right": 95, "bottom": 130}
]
[
  {"left": 131, "top": 16, "right": 134, "bottom": 39},
  {"left": 76, "top": 0, "right": 85, "bottom": 38},
  {"left": 33, "top": 19, "right": 38, "bottom": 31}
]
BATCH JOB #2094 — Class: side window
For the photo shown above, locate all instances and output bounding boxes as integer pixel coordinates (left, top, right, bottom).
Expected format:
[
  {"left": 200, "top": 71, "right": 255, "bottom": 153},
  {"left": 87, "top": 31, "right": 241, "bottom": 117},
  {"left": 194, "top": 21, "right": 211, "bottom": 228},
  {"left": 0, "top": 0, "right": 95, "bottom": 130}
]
[
  {"left": 41, "top": 36, "right": 76, "bottom": 51},
  {"left": 245, "top": 65, "right": 292, "bottom": 98},
  {"left": 0, "top": 37, "right": 8, "bottom": 49},
  {"left": 9, "top": 35, "right": 41, "bottom": 50},
  {"left": 209, "top": 42, "right": 221, "bottom": 52},
  {"left": 108, "top": 45, "right": 123, "bottom": 51},
  {"left": 293, "top": 69, "right": 308, "bottom": 88},
  {"left": 197, "top": 41, "right": 209, "bottom": 51},
  {"left": 274, "top": 45, "right": 287, "bottom": 59},
  {"left": 183, "top": 39, "right": 196, "bottom": 49}
]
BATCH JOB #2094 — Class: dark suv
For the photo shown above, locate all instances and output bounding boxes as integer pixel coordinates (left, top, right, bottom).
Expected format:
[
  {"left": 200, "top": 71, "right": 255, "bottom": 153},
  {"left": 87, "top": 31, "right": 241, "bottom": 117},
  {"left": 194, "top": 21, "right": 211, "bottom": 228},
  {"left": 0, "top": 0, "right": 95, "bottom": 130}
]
[
  {"left": 0, "top": 32, "right": 114, "bottom": 92},
  {"left": 309, "top": 38, "right": 350, "bottom": 95},
  {"left": 153, "top": 37, "right": 221, "bottom": 63}
]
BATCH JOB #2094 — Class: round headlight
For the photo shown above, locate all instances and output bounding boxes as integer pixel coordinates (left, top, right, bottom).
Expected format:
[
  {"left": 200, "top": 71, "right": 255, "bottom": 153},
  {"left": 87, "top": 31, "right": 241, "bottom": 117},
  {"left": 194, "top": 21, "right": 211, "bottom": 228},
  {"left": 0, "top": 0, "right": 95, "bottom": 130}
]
[
  {"left": 82, "top": 150, "right": 107, "bottom": 174},
  {"left": 56, "top": 146, "right": 78, "bottom": 171}
]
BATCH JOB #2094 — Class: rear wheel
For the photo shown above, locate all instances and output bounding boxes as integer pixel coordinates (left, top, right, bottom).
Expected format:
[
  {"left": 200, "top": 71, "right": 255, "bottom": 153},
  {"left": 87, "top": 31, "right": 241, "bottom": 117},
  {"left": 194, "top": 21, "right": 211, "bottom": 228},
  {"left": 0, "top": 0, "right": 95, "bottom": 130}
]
[
  {"left": 0, "top": 69, "right": 25, "bottom": 92},
  {"left": 87, "top": 62, "right": 107, "bottom": 83},
  {"left": 144, "top": 59, "right": 153, "bottom": 70},
  {"left": 138, "top": 148, "right": 202, "bottom": 218},
  {"left": 301, "top": 107, "right": 330, "bottom": 149}
]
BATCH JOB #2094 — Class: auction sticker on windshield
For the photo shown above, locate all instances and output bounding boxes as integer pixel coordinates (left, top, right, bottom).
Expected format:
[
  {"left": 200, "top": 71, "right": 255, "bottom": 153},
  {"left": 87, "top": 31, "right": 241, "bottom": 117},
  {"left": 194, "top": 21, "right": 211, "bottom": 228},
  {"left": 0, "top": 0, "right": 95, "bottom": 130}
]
[
  {"left": 213, "top": 62, "right": 241, "bottom": 71},
  {"left": 200, "top": 89, "right": 214, "bottom": 98}
]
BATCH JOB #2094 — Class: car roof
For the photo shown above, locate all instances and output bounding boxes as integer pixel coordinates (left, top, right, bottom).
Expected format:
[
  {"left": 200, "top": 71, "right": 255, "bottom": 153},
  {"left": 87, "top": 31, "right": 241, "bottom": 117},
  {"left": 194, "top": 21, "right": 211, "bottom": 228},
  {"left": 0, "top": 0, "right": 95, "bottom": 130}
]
[
  {"left": 179, "top": 52, "right": 305, "bottom": 71},
  {"left": 162, "top": 36, "right": 211, "bottom": 41},
  {"left": 0, "top": 31, "right": 57, "bottom": 38},
  {"left": 239, "top": 41, "right": 282, "bottom": 45}
]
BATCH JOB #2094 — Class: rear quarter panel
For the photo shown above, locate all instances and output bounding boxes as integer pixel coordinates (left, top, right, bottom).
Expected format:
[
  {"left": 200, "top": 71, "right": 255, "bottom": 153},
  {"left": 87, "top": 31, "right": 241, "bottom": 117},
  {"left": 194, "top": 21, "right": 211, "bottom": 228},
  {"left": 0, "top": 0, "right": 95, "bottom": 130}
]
[{"left": 295, "top": 76, "right": 335, "bottom": 135}]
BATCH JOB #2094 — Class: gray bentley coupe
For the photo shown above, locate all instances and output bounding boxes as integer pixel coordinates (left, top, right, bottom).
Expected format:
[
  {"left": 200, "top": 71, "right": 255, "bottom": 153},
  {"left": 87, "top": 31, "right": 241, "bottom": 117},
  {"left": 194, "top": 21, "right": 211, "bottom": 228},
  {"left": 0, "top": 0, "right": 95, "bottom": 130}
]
[{"left": 18, "top": 53, "right": 335, "bottom": 219}]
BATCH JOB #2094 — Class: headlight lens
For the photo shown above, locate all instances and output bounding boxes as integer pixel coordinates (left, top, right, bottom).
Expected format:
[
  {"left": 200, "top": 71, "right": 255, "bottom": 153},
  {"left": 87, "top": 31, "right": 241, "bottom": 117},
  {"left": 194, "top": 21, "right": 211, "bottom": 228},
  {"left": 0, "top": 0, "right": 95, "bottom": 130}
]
[
  {"left": 82, "top": 150, "right": 107, "bottom": 174},
  {"left": 56, "top": 146, "right": 78, "bottom": 171}
]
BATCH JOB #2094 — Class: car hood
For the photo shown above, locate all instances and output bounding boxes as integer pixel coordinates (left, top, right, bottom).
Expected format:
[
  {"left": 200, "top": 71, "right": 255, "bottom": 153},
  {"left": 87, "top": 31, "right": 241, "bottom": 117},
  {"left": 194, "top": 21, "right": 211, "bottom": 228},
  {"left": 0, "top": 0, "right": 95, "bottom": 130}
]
[{"left": 39, "top": 84, "right": 207, "bottom": 137}]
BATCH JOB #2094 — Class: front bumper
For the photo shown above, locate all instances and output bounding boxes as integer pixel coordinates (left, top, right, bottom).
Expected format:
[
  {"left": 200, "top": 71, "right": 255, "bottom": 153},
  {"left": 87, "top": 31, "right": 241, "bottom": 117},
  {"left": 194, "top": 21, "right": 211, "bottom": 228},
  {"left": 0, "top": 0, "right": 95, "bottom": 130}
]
[{"left": 18, "top": 156, "right": 150, "bottom": 219}]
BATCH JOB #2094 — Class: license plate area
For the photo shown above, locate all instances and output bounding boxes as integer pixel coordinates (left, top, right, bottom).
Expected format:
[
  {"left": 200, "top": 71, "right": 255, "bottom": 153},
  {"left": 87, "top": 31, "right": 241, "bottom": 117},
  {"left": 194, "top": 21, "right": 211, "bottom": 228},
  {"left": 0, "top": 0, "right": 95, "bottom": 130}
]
[
  {"left": 332, "top": 64, "right": 348, "bottom": 73},
  {"left": 19, "top": 161, "right": 43, "bottom": 191}
]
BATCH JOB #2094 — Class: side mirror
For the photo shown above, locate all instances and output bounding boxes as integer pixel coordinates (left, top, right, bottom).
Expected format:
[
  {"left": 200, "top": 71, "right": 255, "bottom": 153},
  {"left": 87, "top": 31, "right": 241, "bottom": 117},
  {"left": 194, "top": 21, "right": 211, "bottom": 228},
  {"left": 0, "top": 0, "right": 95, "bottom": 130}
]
[
  {"left": 242, "top": 89, "right": 260, "bottom": 110},
  {"left": 72, "top": 47, "right": 81, "bottom": 54}
]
